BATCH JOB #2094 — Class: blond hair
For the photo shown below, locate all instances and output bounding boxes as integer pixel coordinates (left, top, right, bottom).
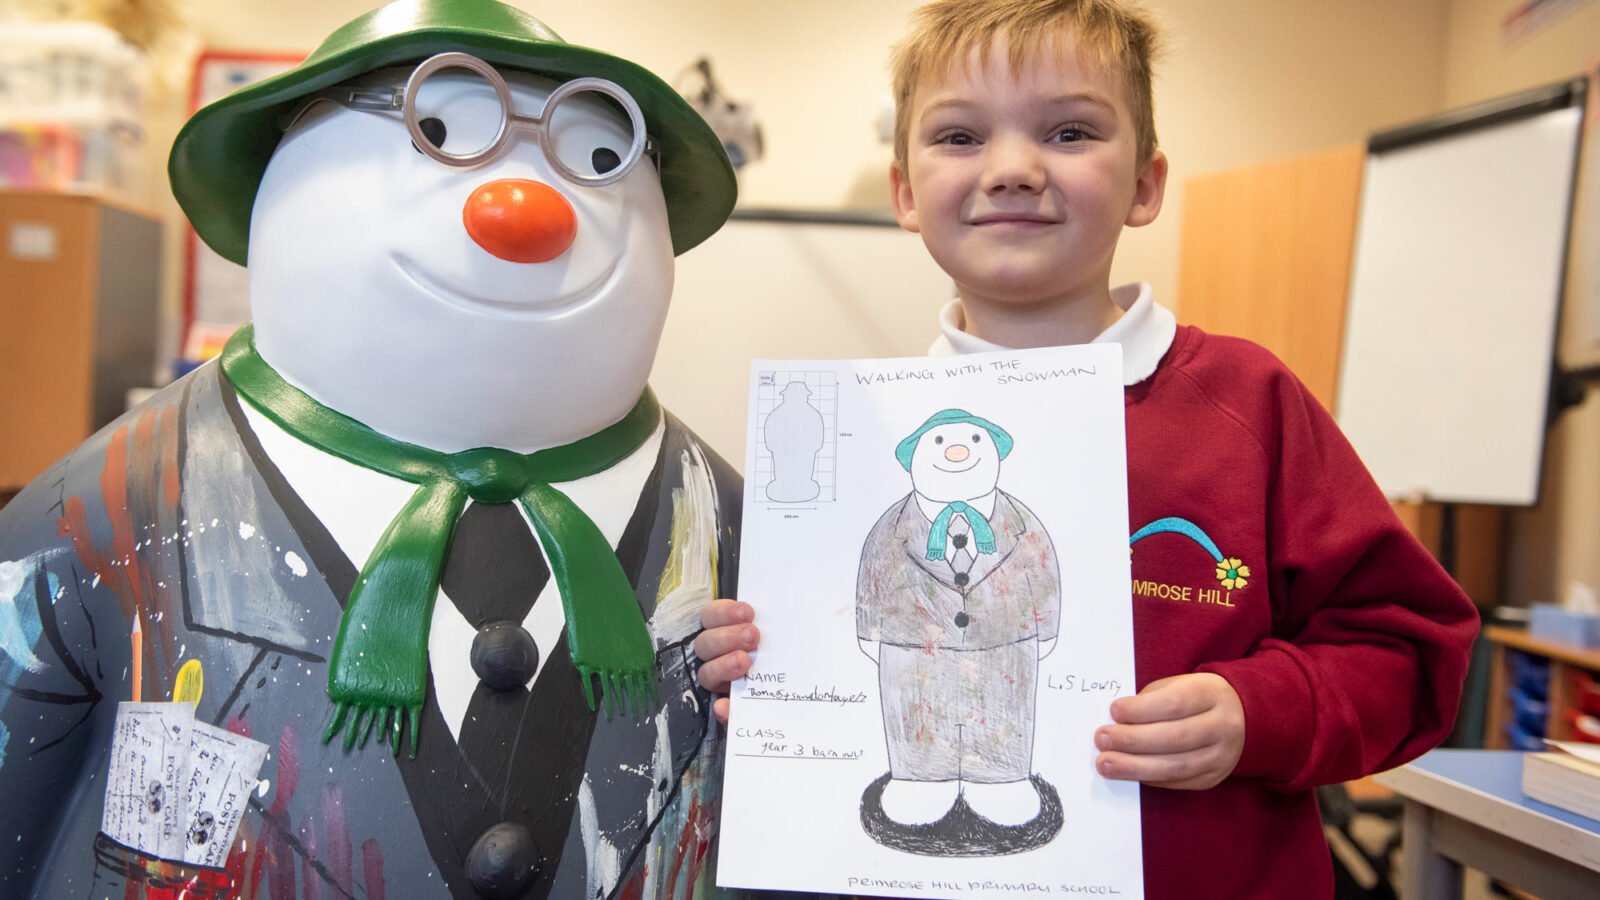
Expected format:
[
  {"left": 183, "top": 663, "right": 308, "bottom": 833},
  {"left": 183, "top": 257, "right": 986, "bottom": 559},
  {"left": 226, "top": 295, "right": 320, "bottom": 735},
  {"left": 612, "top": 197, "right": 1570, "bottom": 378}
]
[{"left": 890, "top": 0, "right": 1164, "bottom": 169}]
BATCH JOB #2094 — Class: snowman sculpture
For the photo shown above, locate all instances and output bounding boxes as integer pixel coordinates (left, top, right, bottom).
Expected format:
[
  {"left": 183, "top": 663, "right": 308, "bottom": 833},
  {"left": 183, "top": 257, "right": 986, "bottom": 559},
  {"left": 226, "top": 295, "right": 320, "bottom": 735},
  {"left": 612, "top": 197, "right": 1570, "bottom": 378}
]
[
  {"left": 0, "top": 2, "right": 747, "bottom": 898},
  {"left": 856, "top": 410, "right": 1064, "bottom": 856}
]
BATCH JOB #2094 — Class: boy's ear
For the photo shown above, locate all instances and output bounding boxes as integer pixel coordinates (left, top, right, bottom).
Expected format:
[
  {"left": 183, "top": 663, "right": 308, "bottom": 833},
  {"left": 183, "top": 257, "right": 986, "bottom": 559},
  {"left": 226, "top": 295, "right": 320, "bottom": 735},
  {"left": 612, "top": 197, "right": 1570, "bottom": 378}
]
[
  {"left": 890, "top": 161, "right": 920, "bottom": 234},
  {"left": 1125, "top": 150, "right": 1168, "bottom": 228}
]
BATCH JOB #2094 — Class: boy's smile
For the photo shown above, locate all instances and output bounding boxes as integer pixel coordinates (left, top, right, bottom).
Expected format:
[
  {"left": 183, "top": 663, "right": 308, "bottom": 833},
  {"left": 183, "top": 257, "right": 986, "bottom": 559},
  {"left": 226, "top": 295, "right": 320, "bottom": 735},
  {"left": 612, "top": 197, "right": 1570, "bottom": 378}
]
[{"left": 892, "top": 35, "right": 1166, "bottom": 345}]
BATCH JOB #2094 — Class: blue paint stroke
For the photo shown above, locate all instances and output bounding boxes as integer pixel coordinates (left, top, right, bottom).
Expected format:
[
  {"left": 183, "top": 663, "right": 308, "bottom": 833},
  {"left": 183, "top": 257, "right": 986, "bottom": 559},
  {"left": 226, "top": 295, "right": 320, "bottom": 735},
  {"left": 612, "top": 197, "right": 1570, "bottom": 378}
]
[
  {"left": 0, "top": 556, "right": 48, "bottom": 675},
  {"left": 1129, "top": 517, "right": 1225, "bottom": 563},
  {"left": 0, "top": 720, "right": 8, "bottom": 770}
]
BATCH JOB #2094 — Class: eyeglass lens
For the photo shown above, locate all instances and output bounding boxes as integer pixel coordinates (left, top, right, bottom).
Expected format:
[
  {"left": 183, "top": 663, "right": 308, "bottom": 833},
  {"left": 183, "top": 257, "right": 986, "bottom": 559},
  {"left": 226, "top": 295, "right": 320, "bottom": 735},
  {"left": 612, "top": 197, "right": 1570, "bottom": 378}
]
[{"left": 407, "top": 59, "right": 643, "bottom": 183}]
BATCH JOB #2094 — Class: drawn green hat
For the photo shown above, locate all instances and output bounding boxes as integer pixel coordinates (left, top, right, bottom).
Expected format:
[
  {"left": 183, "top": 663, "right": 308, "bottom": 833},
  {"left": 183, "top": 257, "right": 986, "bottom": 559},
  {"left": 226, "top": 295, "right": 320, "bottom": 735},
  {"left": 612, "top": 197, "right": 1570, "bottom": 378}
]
[
  {"left": 169, "top": 0, "right": 737, "bottom": 266},
  {"left": 895, "top": 409, "right": 1014, "bottom": 471}
]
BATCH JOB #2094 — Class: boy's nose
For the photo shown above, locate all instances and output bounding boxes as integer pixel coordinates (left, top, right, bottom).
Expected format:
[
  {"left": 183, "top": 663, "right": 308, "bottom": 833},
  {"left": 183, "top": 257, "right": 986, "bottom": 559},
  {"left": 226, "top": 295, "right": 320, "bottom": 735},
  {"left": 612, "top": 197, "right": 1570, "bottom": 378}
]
[{"left": 982, "top": 135, "right": 1046, "bottom": 195}]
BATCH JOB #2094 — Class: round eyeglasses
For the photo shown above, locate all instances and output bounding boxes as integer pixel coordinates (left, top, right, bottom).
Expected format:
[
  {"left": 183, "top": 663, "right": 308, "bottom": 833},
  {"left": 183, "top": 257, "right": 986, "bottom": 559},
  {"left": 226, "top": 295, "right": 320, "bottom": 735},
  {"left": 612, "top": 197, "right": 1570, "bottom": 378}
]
[{"left": 289, "top": 52, "right": 657, "bottom": 188}]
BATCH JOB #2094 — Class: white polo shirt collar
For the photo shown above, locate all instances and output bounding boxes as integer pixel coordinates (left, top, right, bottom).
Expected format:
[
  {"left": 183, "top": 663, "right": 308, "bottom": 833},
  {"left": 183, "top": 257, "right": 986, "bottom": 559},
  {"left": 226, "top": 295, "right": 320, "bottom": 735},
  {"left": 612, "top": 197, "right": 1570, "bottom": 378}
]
[{"left": 927, "top": 282, "right": 1177, "bottom": 386}]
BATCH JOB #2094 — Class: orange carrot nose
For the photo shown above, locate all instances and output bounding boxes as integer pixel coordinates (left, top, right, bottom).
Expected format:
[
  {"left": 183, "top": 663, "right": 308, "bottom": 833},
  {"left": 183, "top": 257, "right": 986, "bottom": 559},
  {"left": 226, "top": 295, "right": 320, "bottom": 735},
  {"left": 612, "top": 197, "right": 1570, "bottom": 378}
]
[
  {"left": 463, "top": 179, "right": 577, "bottom": 263},
  {"left": 944, "top": 444, "right": 971, "bottom": 462}
]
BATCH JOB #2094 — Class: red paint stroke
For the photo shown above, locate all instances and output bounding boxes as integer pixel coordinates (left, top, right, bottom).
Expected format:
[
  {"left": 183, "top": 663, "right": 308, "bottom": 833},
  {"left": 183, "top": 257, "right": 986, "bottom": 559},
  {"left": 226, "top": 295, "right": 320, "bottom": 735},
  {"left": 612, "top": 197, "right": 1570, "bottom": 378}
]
[
  {"left": 265, "top": 726, "right": 301, "bottom": 900},
  {"left": 226, "top": 818, "right": 261, "bottom": 900},
  {"left": 320, "top": 783, "right": 353, "bottom": 894},
  {"left": 159, "top": 402, "right": 181, "bottom": 508},
  {"left": 58, "top": 404, "right": 185, "bottom": 698},
  {"left": 616, "top": 867, "right": 646, "bottom": 900},
  {"left": 271, "top": 726, "right": 301, "bottom": 814},
  {"left": 662, "top": 790, "right": 717, "bottom": 898},
  {"left": 226, "top": 714, "right": 253, "bottom": 739},
  {"left": 361, "top": 839, "right": 386, "bottom": 900}
]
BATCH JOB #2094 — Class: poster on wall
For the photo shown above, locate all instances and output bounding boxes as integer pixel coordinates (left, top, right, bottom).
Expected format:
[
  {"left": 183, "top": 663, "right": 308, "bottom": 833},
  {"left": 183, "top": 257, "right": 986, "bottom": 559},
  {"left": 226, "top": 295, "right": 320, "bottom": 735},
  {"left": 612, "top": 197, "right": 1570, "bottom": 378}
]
[
  {"left": 718, "top": 344, "right": 1143, "bottom": 900},
  {"left": 180, "top": 51, "right": 303, "bottom": 368}
]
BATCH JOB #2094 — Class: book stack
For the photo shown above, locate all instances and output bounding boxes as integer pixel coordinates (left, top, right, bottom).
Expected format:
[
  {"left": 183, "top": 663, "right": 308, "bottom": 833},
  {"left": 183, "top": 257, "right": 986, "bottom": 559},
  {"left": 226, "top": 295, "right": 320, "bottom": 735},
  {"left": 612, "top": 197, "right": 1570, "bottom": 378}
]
[{"left": 1522, "top": 740, "right": 1600, "bottom": 822}]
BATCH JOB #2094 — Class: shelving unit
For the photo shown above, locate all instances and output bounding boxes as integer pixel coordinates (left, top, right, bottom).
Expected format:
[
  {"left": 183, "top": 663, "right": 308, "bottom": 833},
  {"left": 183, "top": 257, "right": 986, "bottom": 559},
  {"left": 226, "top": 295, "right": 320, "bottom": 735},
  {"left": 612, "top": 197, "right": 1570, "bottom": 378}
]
[{"left": 1483, "top": 625, "right": 1600, "bottom": 748}]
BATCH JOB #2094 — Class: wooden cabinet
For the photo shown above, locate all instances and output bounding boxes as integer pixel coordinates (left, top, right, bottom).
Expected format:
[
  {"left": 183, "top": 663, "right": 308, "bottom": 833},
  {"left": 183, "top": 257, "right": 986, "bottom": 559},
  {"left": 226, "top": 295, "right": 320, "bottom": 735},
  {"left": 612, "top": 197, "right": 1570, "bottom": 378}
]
[
  {"left": 0, "top": 190, "right": 162, "bottom": 492},
  {"left": 1483, "top": 625, "right": 1600, "bottom": 748}
]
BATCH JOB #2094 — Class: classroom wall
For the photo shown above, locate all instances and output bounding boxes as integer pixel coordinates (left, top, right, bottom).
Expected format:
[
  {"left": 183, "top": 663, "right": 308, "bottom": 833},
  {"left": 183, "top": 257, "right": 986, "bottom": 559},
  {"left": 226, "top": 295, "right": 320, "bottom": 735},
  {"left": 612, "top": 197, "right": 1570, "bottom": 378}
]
[
  {"left": 1441, "top": 0, "right": 1600, "bottom": 609},
  {"left": 134, "top": 0, "right": 1451, "bottom": 373}
]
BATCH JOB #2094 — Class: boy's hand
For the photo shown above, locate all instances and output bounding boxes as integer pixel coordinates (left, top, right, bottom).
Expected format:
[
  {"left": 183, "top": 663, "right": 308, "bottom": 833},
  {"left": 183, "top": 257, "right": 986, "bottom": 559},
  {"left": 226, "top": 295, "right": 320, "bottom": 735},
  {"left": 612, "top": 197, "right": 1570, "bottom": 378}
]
[
  {"left": 1093, "top": 673, "right": 1245, "bottom": 790},
  {"left": 693, "top": 599, "right": 760, "bottom": 725}
]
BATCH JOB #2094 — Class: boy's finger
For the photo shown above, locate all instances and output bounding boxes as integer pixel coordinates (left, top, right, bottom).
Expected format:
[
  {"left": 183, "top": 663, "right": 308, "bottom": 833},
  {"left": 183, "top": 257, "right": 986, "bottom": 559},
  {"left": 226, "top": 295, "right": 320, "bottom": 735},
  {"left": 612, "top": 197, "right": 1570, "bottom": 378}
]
[
  {"left": 692, "top": 623, "right": 760, "bottom": 664},
  {"left": 696, "top": 649, "right": 752, "bottom": 693},
  {"left": 701, "top": 599, "right": 755, "bottom": 630},
  {"left": 1094, "top": 717, "right": 1211, "bottom": 756},
  {"left": 1108, "top": 676, "right": 1212, "bottom": 724},
  {"left": 1095, "top": 745, "right": 1215, "bottom": 785},
  {"left": 713, "top": 696, "right": 731, "bottom": 725}
]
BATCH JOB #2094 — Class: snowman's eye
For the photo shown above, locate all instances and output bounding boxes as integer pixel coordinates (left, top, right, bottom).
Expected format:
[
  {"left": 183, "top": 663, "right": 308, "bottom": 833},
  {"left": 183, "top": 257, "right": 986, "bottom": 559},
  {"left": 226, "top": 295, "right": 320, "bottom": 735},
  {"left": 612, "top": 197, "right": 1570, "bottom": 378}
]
[
  {"left": 412, "top": 117, "right": 448, "bottom": 153},
  {"left": 972, "top": 433, "right": 982, "bottom": 444},
  {"left": 933, "top": 436, "right": 944, "bottom": 445},
  {"left": 591, "top": 147, "right": 622, "bottom": 174}
]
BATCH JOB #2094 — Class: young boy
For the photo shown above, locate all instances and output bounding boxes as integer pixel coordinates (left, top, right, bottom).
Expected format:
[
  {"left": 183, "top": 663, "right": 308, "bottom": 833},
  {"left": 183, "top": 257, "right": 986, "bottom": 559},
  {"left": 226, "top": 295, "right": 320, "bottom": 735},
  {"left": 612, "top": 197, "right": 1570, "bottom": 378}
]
[{"left": 697, "top": 0, "right": 1479, "bottom": 896}]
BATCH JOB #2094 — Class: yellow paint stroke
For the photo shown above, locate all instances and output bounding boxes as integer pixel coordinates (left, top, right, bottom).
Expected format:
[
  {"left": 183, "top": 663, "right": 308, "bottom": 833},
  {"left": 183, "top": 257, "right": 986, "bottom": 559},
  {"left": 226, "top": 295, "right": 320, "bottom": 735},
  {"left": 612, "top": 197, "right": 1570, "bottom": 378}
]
[{"left": 173, "top": 658, "right": 204, "bottom": 706}]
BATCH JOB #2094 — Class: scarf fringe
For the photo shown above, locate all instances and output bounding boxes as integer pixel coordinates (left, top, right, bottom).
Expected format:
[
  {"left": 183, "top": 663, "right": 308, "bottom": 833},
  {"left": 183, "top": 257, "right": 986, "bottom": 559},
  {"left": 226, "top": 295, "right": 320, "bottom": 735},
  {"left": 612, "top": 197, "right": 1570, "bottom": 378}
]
[
  {"left": 579, "top": 666, "right": 659, "bottom": 720},
  {"left": 323, "top": 701, "right": 424, "bottom": 757}
]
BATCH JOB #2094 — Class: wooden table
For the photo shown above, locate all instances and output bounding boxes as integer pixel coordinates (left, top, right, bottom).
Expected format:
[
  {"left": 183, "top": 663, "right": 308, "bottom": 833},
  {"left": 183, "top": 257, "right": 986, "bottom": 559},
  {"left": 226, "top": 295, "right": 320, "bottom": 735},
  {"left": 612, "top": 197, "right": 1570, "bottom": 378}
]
[{"left": 1375, "top": 749, "right": 1600, "bottom": 898}]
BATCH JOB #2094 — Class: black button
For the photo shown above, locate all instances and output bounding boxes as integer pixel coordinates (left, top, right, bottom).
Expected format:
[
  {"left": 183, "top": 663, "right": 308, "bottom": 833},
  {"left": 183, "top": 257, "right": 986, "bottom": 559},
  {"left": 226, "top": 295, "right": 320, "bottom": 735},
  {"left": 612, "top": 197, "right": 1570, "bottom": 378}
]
[
  {"left": 471, "top": 622, "right": 540, "bottom": 691},
  {"left": 466, "top": 822, "right": 538, "bottom": 899},
  {"left": 954, "top": 611, "right": 970, "bottom": 628},
  {"left": 953, "top": 572, "right": 970, "bottom": 587},
  {"left": 952, "top": 534, "right": 968, "bottom": 549}
]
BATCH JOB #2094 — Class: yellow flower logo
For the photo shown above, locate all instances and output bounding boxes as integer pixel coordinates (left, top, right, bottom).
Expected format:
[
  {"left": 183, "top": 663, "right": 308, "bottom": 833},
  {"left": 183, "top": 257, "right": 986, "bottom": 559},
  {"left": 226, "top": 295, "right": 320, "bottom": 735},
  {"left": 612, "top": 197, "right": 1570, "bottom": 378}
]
[{"left": 1216, "top": 557, "right": 1251, "bottom": 590}]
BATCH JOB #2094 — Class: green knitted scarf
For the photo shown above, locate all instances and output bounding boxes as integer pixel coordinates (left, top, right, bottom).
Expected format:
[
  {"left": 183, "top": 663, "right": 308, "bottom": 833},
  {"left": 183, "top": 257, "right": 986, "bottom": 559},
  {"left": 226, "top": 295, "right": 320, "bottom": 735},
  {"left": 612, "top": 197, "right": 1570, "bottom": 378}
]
[{"left": 220, "top": 325, "right": 659, "bottom": 756}]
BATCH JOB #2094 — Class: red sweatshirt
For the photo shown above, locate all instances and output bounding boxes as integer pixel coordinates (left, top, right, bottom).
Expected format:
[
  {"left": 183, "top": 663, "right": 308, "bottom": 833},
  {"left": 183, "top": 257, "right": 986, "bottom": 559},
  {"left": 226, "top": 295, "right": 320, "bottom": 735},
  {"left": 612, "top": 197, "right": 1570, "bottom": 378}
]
[{"left": 1125, "top": 324, "right": 1479, "bottom": 897}]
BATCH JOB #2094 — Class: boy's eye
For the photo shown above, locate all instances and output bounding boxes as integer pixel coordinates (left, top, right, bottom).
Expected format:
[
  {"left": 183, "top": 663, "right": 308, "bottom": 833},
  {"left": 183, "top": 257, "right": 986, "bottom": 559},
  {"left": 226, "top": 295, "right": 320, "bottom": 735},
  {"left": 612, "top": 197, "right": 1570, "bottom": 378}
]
[
  {"left": 935, "top": 131, "right": 977, "bottom": 146},
  {"left": 1050, "top": 127, "right": 1090, "bottom": 144}
]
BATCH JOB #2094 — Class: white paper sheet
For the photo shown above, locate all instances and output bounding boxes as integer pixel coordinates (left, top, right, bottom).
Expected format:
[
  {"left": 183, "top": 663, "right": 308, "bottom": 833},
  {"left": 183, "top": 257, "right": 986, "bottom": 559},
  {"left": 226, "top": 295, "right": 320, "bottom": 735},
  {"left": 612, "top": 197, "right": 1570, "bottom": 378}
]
[
  {"left": 718, "top": 344, "right": 1142, "bottom": 899},
  {"left": 101, "top": 701, "right": 269, "bottom": 866},
  {"left": 102, "top": 701, "right": 194, "bottom": 859},
  {"left": 180, "top": 720, "right": 270, "bottom": 866}
]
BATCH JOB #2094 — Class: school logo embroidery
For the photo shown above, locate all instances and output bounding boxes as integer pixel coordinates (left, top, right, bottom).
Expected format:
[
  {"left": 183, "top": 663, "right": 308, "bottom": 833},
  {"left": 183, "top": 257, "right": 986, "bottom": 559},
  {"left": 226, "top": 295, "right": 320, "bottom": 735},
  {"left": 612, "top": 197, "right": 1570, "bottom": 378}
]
[{"left": 1129, "top": 516, "right": 1248, "bottom": 608}]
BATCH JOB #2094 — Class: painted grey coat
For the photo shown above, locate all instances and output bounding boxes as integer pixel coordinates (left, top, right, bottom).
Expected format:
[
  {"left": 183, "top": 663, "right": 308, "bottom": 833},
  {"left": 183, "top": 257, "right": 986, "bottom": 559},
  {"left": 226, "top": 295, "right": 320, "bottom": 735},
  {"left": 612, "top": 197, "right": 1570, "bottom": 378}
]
[{"left": 0, "top": 363, "right": 744, "bottom": 899}]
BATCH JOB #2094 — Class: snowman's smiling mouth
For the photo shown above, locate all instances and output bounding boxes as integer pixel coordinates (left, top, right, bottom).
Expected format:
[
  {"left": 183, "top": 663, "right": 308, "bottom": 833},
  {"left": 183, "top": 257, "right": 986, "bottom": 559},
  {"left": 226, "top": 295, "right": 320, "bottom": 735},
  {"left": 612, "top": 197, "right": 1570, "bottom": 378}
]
[
  {"left": 392, "top": 254, "right": 620, "bottom": 319},
  {"left": 933, "top": 457, "right": 982, "bottom": 473}
]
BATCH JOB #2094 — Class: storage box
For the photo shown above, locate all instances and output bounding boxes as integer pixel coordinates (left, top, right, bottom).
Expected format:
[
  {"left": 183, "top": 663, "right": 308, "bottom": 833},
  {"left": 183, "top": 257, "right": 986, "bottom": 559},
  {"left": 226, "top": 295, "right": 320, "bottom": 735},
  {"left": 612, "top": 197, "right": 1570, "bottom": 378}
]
[{"left": 1529, "top": 604, "right": 1600, "bottom": 649}]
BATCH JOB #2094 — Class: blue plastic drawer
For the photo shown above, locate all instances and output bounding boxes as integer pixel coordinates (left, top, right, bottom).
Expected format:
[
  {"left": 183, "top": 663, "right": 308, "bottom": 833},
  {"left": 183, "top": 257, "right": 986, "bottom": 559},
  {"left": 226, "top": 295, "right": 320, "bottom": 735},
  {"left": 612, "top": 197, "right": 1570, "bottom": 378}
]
[
  {"left": 1510, "top": 686, "right": 1549, "bottom": 734},
  {"left": 1509, "top": 650, "right": 1551, "bottom": 701},
  {"left": 1503, "top": 721, "right": 1547, "bottom": 752}
]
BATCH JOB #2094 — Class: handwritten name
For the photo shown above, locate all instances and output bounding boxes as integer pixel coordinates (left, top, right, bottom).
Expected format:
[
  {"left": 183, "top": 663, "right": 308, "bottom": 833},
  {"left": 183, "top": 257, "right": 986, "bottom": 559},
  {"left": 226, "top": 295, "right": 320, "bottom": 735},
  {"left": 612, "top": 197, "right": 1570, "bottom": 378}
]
[{"left": 742, "top": 685, "right": 867, "bottom": 705}]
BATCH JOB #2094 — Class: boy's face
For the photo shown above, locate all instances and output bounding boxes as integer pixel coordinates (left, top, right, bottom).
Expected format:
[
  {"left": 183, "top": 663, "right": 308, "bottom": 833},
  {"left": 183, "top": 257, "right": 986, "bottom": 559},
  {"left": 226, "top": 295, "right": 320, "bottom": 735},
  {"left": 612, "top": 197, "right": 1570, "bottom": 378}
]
[{"left": 892, "top": 36, "right": 1166, "bottom": 311}]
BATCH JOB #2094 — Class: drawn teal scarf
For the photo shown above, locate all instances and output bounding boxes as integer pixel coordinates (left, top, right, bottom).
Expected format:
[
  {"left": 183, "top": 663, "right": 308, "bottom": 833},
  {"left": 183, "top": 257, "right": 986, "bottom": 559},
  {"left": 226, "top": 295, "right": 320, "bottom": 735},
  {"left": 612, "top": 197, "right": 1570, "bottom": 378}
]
[{"left": 926, "top": 500, "right": 995, "bottom": 560}]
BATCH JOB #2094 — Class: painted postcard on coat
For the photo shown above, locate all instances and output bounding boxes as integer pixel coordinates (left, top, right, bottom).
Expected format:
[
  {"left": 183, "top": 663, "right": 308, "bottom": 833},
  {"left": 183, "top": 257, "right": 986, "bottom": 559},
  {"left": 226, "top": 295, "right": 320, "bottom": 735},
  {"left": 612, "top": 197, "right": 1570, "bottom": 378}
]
[{"left": 718, "top": 343, "right": 1141, "bottom": 899}]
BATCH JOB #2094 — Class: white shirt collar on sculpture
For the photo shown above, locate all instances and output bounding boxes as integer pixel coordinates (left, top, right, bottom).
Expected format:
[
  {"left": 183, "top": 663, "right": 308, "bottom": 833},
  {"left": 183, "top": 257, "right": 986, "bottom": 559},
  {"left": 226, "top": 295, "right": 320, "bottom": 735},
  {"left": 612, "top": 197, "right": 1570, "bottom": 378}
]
[{"left": 928, "top": 282, "right": 1176, "bottom": 386}]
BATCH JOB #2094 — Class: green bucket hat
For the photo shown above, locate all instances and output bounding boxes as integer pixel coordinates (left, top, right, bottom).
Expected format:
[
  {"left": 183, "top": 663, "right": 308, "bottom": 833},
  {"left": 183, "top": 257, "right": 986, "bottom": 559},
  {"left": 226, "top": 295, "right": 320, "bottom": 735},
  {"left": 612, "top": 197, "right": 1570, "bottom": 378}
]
[
  {"left": 169, "top": 0, "right": 737, "bottom": 265},
  {"left": 895, "top": 409, "right": 1014, "bottom": 471}
]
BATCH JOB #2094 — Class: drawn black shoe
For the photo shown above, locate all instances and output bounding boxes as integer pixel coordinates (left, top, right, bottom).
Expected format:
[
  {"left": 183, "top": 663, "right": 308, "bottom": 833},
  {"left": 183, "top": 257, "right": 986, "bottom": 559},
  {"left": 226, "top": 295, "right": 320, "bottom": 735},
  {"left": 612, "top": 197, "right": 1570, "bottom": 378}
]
[
  {"left": 860, "top": 772, "right": 1063, "bottom": 857},
  {"left": 962, "top": 777, "right": 1041, "bottom": 825},
  {"left": 878, "top": 777, "right": 960, "bottom": 824}
]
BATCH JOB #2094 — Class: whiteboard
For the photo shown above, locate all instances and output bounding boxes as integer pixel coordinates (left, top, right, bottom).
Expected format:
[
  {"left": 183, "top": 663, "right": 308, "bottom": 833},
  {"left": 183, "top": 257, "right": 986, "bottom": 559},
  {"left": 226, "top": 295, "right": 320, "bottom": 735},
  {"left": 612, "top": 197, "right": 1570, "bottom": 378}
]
[{"left": 1335, "top": 96, "right": 1584, "bottom": 506}]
